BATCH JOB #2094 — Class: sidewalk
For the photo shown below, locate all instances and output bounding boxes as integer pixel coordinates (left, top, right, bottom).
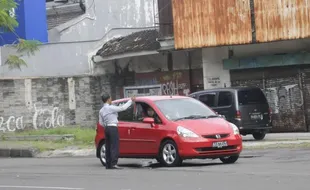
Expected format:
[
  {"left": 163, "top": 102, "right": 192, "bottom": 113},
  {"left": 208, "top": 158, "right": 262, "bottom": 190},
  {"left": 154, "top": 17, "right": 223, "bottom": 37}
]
[
  {"left": 1, "top": 132, "right": 310, "bottom": 158},
  {"left": 242, "top": 132, "right": 310, "bottom": 141},
  {"left": 0, "top": 142, "right": 38, "bottom": 158}
]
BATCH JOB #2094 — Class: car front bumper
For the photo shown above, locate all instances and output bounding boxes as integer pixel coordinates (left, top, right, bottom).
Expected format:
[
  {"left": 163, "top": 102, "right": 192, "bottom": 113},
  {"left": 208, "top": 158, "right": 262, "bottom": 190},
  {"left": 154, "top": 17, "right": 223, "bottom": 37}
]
[{"left": 177, "top": 134, "right": 243, "bottom": 159}]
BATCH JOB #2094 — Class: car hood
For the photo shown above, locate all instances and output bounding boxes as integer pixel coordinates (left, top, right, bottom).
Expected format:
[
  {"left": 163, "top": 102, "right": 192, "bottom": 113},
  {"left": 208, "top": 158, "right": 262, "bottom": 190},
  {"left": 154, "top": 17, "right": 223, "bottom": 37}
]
[{"left": 174, "top": 118, "right": 232, "bottom": 135}]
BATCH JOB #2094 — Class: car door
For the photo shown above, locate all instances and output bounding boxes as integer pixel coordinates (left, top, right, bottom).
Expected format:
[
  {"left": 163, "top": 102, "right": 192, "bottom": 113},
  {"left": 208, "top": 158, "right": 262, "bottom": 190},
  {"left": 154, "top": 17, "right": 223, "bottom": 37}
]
[
  {"left": 127, "top": 102, "right": 163, "bottom": 155},
  {"left": 114, "top": 101, "right": 136, "bottom": 155},
  {"left": 129, "top": 122, "right": 161, "bottom": 155},
  {"left": 214, "top": 91, "right": 235, "bottom": 123}
]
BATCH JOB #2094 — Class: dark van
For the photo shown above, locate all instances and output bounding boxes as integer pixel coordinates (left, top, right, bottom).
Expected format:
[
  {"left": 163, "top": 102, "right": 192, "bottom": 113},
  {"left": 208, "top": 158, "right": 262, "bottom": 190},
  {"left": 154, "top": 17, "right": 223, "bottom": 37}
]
[{"left": 189, "top": 87, "right": 272, "bottom": 140}]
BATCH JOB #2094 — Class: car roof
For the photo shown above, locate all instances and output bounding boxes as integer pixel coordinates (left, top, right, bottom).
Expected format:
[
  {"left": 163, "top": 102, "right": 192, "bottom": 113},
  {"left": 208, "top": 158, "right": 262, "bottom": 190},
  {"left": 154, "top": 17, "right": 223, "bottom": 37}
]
[
  {"left": 112, "top": 95, "right": 190, "bottom": 103},
  {"left": 189, "top": 86, "right": 262, "bottom": 96}
]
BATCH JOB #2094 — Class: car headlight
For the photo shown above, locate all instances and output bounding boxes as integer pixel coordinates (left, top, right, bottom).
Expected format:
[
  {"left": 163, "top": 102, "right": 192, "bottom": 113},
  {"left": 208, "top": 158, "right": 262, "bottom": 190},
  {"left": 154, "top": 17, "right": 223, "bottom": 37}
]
[
  {"left": 229, "top": 122, "right": 239, "bottom": 135},
  {"left": 177, "top": 126, "right": 199, "bottom": 138}
]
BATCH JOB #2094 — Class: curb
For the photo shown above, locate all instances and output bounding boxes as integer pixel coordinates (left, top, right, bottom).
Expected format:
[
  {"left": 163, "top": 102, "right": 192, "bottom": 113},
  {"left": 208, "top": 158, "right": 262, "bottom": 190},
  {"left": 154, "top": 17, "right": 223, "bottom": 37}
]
[
  {"left": 1, "top": 134, "right": 75, "bottom": 141},
  {"left": 1, "top": 140, "right": 310, "bottom": 158},
  {"left": 36, "top": 149, "right": 95, "bottom": 158},
  {"left": 243, "top": 139, "right": 310, "bottom": 147},
  {"left": 0, "top": 148, "right": 39, "bottom": 158}
]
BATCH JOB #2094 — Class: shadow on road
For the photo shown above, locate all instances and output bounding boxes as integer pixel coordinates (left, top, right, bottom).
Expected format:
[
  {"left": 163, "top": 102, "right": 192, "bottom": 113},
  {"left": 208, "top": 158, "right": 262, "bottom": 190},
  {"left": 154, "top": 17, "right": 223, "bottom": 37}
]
[
  {"left": 242, "top": 139, "right": 265, "bottom": 142},
  {"left": 118, "top": 161, "right": 224, "bottom": 169}
]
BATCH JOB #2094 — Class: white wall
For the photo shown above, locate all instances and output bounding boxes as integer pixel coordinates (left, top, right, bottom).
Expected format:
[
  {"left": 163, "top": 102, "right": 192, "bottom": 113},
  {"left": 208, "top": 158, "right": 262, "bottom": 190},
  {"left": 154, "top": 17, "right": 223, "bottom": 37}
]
[
  {"left": 48, "top": 0, "right": 158, "bottom": 43},
  {"left": 202, "top": 47, "right": 230, "bottom": 89},
  {"left": 0, "top": 0, "right": 158, "bottom": 79}
]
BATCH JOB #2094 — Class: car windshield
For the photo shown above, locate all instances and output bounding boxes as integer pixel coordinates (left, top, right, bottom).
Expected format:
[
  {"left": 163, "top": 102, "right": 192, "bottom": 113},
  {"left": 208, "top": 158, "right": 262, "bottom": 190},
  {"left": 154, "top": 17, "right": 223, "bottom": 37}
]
[{"left": 154, "top": 98, "right": 217, "bottom": 121}]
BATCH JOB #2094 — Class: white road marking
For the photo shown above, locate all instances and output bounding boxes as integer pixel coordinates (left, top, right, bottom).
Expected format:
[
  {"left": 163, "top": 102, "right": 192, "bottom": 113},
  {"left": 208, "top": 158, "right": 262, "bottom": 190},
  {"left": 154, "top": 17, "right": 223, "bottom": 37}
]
[{"left": 0, "top": 186, "right": 84, "bottom": 190}]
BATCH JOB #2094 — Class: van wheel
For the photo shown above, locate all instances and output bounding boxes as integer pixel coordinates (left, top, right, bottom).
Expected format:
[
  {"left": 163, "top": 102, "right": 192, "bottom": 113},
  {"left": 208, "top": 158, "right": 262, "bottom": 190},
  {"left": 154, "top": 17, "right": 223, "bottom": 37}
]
[
  {"left": 253, "top": 132, "right": 266, "bottom": 140},
  {"left": 98, "top": 141, "right": 106, "bottom": 167},
  {"left": 158, "top": 140, "right": 182, "bottom": 167},
  {"left": 220, "top": 155, "right": 239, "bottom": 164}
]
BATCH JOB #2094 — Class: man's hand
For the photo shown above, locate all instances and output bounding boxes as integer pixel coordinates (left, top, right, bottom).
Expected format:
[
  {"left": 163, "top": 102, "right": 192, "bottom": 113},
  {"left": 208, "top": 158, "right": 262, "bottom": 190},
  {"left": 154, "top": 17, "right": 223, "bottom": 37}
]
[{"left": 131, "top": 95, "right": 136, "bottom": 101}]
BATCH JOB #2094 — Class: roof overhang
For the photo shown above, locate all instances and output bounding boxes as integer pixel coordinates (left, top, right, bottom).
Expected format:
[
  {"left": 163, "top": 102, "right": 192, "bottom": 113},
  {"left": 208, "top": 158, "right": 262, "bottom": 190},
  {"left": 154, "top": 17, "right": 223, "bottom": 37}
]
[
  {"left": 93, "top": 50, "right": 159, "bottom": 63},
  {"left": 157, "top": 36, "right": 175, "bottom": 52}
]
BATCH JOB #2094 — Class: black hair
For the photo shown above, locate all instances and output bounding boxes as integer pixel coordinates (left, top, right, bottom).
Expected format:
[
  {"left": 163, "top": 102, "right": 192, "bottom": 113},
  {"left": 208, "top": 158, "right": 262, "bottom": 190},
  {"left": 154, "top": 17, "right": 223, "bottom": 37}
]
[{"left": 101, "top": 93, "right": 111, "bottom": 103}]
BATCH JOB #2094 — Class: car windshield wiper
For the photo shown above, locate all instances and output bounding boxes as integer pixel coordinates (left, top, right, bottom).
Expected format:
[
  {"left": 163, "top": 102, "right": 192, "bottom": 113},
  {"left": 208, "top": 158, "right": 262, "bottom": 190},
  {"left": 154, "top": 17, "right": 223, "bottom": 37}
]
[
  {"left": 174, "top": 115, "right": 207, "bottom": 121},
  {"left": 206, "top": 115, "right": 220, "bottom": 119}
]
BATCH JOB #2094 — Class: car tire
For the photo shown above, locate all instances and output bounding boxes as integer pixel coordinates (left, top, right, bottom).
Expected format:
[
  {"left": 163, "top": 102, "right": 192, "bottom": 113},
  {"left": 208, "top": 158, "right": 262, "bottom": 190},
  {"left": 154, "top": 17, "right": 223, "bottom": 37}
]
[
  {"left": 252, "top": 132, "right": 266, "bottom": 140},
  {"left": 220, "top": 155, "right": 239, "bottom": 164},
  {"left": 156, "top": 158, "right": 161, "bottom": 163},
  {"left": 158, "top": 140, "right": 182, "bottom": 167},
  {"left": 98, "top": 141, "right": 106, "bottom": 167}
]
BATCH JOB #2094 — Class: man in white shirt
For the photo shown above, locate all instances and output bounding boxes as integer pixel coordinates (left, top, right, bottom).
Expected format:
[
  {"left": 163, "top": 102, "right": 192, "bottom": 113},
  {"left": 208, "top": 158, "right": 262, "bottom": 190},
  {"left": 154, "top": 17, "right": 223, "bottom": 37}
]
[{"left": 99, "top": 94, "right": 135, "bottom": 169}]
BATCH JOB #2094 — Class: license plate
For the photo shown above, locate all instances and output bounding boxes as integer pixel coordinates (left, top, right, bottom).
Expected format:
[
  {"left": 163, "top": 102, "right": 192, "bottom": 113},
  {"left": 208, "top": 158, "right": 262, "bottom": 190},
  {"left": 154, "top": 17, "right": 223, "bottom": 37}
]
[
  {"left": 250, "top": 113, "right": 262, "bottom": 120},
  {"left": 212, "top": 141, "right": 228, "bottom": 148}
]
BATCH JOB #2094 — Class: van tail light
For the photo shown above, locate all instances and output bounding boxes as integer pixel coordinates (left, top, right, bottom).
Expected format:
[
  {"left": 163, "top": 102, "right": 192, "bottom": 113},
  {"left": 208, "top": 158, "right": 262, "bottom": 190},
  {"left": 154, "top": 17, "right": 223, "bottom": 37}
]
[
  {"left": 235, "top": 110, "right": 241, "bottom": 120},
  {"left": 268, "top": 108, "right": 272, "bottom": 122}
]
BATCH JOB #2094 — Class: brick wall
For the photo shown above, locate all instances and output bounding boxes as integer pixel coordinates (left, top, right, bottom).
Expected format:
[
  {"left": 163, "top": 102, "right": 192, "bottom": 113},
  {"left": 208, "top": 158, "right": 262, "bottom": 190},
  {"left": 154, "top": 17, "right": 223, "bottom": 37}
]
[{"left": 0, "top": 76, "right": 111, "bottom": 132}]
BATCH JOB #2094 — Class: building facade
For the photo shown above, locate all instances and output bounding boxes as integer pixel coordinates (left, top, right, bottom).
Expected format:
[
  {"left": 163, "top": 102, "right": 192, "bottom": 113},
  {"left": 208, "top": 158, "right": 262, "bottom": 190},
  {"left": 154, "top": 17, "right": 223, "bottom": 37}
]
[
  {"left": 2, "top": 0, "right": 310, "bottom": 133},
  {"left": 156, "top": 0, "right": 310, "bottom": 132},
  {"left": 0, "top": 0, "right": 160, "bottom": 132}
]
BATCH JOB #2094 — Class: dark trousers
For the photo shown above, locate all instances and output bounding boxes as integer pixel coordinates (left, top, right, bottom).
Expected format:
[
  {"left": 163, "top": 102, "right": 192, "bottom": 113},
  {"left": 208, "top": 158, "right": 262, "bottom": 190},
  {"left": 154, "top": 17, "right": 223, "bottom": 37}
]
[{"left": 104, "top": 125, "right": 119, "bottom": 168}]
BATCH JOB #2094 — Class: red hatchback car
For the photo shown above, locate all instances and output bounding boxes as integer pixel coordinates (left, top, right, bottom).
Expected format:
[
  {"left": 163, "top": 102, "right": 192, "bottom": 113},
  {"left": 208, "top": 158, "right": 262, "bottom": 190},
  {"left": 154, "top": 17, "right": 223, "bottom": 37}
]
[{"left": 95, "top": 96, "right": 243, "bottom": 167}]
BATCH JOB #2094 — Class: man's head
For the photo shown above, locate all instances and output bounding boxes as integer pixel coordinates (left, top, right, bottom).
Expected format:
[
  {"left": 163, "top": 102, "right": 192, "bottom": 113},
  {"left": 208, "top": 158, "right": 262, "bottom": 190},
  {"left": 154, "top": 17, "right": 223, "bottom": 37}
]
[
  {"left": 101, "top": 93, "right": 112, "bottom": 105},
  {"left": 147, "top": 107, "right": 155, "bottom": 117}
]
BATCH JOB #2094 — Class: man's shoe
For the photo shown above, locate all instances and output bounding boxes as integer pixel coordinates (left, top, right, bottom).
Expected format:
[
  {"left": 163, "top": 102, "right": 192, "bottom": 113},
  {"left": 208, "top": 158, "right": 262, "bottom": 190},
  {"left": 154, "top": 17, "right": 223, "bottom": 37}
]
[{"left": 111, "top": 165, "right": 123, "bottom": 169}]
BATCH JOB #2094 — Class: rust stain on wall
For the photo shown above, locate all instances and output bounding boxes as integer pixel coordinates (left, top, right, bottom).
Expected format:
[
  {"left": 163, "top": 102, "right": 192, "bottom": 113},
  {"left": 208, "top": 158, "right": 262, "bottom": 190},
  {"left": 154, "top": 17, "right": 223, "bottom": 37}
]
[
  {"left": 254, "top": 0, "right": 310, "bottom": 42},
  {"left": 171, "top": 0, "right": 252, "bottom": 49}
]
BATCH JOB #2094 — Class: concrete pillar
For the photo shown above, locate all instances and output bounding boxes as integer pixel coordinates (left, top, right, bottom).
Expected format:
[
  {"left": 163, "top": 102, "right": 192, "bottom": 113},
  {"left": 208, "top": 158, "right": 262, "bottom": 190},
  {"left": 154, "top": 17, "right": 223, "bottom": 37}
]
[{"left": 202, "top": 47, "right": 230, "bottom": 89}]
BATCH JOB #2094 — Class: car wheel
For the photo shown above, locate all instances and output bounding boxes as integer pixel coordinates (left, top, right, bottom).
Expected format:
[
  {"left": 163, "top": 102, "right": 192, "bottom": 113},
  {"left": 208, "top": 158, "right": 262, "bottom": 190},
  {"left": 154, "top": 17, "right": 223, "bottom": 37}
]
[
  {"left": 158, "top": 140, "right": 182, "bottom": 167},
  {"left": 220, "top": 155, "right": 239, "bottom": 164},
  {"left": 252, "top": 132, "right": 266, "bottom": 140},
  {"left": 98, "top": 141, "right": 106, "bottom": 167}
]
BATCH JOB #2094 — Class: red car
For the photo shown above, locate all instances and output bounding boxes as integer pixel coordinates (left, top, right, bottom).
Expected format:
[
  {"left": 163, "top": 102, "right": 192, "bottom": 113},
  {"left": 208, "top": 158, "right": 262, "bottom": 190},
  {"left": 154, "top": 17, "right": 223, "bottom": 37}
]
[{"left": 95, "top": 96, "right": 243, "bottom": 167}]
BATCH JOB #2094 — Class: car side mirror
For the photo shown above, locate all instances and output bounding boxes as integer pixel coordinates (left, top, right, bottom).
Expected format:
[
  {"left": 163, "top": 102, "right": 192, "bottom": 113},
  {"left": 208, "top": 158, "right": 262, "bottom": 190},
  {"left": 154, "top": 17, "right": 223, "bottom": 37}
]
[{"left": 143, "top": 117, "right": 155, "bottom": 124}]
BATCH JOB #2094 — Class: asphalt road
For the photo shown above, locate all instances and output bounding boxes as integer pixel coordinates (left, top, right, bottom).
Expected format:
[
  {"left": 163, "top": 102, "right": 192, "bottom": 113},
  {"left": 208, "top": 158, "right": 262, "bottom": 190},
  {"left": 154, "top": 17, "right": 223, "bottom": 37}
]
[{"left": 0, "top": 148, "right": 309, "bottom": 190}]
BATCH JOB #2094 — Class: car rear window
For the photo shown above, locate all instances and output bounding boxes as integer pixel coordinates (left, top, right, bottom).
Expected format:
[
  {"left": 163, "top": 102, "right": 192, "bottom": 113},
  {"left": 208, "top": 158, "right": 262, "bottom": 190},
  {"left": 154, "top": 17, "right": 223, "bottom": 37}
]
[{"left": 237, "top": 89, "right": 267, "bottom": 105}]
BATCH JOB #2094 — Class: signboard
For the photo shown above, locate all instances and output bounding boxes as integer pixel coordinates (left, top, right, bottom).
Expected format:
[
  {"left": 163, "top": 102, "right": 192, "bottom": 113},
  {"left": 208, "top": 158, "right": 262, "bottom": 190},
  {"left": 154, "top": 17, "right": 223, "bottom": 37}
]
[
  {"left": 123, "top": 85, "right": 162, "bottom": 98},
  {"left": 207, "top": 77, "right": 221, "bottom": 87},
  {"left": 0, "top": 0, "right": 48, "bottom": 46}
]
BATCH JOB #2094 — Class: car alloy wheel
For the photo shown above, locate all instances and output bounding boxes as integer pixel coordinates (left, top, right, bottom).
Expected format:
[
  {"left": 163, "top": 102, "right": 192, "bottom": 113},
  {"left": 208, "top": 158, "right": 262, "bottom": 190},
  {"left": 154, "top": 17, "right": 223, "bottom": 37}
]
[
  {"left": 159, "top": 140, "right": 182, "bottom": 167},
  {"left": 219, "top": 155, "right": 239, "bottom": 164},
  {"left": 163, "top": 144, "right": 177, "bottom": 164},
  {"left": 99, "top": 141, "right": 106, "bottom": 166}
]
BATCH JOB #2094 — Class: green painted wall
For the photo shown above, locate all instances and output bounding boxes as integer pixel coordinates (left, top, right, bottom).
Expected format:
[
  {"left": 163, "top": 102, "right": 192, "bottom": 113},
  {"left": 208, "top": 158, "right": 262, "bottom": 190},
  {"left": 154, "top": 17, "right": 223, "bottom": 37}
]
[{"left": 223, "top": 52, "right": 310, "bottom": 70}]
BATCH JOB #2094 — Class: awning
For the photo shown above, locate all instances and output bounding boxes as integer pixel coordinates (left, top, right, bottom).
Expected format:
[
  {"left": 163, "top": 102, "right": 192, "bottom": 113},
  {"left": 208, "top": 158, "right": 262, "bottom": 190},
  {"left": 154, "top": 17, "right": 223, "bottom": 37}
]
[{"left": 93, "top": 29, "right": 160, "bottom": 63}]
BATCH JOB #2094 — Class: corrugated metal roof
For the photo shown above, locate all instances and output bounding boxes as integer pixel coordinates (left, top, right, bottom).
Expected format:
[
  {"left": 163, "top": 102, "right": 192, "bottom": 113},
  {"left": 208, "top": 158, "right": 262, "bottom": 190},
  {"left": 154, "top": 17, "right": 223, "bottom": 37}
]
[
  {"left": 172, "top": 0, "right": 252, "bottom": 49},
  {"left": 254, "top": 0, "right": 310, "bottom": 42}
]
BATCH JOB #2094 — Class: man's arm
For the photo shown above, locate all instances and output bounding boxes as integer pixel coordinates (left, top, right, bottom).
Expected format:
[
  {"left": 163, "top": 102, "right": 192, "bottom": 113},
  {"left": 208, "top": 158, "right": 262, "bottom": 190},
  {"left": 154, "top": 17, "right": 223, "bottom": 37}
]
[{"left": 109, "top": 99, "right": 133, "bottom": 113}]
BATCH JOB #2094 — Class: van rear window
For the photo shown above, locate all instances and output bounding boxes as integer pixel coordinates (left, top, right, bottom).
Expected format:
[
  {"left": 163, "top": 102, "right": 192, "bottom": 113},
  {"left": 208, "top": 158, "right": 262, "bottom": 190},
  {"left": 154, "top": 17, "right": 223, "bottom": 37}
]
[{"left": 237, "top": 89, "right": 267, "bottom": 105}]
